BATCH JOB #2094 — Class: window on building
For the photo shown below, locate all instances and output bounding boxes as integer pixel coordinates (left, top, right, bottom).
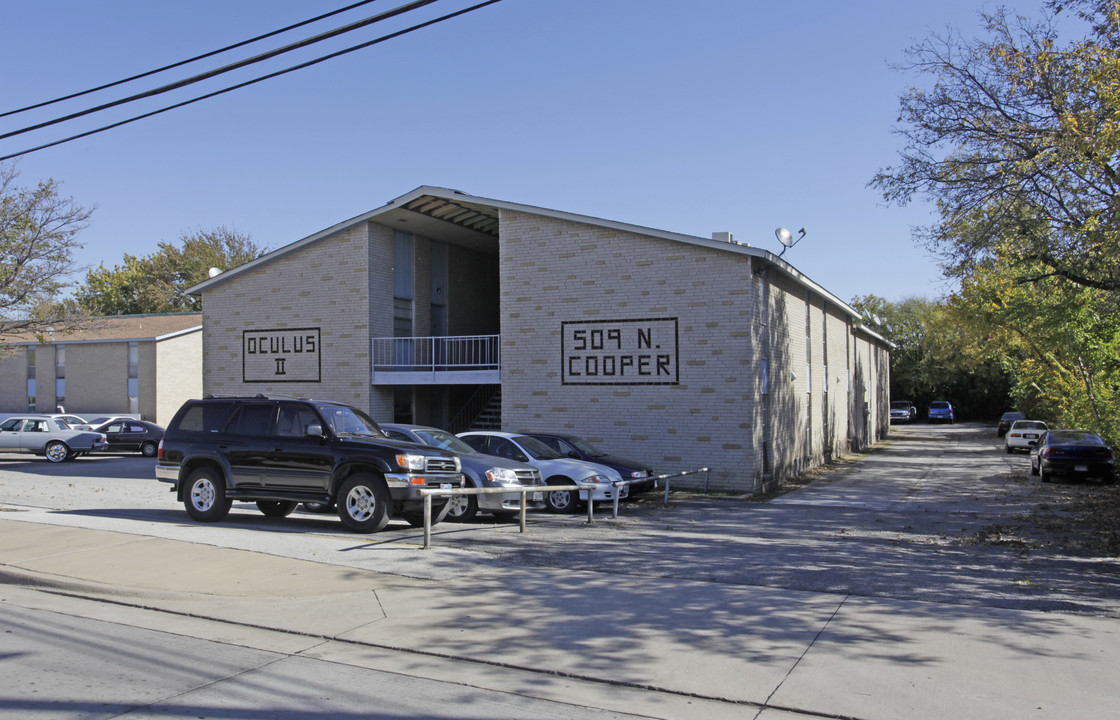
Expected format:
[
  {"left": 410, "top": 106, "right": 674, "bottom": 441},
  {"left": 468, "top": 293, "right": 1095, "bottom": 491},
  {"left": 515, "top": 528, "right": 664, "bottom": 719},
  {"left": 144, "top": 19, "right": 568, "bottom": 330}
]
[
  {"left": 55, "top": 346, "right": 65, "bottom": 409},
  {"left": 26, "top": 347, "right": 36, "bottom": 411},
  {"left": 822, "top": 364, "right": 828, "bottom": 394},
  {"left": 128, "top": 342, "right": 139, "bottom": 414},
  {"left": 806, "top": 363, "right": 812, "bottom": 394},
  {"left": 760, "top": 357, "right": 769, "bottom": 395}
]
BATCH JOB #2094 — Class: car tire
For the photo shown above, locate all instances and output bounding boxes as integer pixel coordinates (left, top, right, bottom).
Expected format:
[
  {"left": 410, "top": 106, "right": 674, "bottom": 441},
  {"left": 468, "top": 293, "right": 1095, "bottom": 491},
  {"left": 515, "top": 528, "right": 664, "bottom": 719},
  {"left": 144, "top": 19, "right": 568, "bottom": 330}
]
[
  {"left": 445, "top": 493, "right": 478, "bottom": 523},
  {"left": 492, "top": 511, "right": 519, "bottom": 522},
  {"left": 337, "top": 474, "right": 391, "bottom": 533},
  {"left": 1030, "top": 458, "right": 1039, "bottom": 476},
  {"left": 44, "top": 441, "right": 70, "bottom": 463},
  {"left": 256, "top": 500, "right": 298, "bottom": 518},
  {"left": 302, "top": 501, "right": 334, "bottom": 513},
  {"left": 1040, "top": 466, "right": 1051, "bottom": 483},
  {"left": 184, "top": 467, "right": 232, "bottom": 522},
  {"left": 545, "top": 477, "right": 579, "bottom": 513},
  {"left": 1005, "top": 445, "right": 1013, "bottom": 454},
  {"left": 140, "top": 441, "right": 158, "bottom": 458}
]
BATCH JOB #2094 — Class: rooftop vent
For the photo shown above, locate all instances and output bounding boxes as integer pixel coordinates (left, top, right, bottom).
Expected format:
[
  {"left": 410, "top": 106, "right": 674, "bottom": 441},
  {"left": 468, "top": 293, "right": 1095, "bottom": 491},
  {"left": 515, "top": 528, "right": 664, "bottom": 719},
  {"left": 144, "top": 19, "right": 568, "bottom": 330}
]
[{"left": 712, "top": 232, "right": 733, "bottom": 243}]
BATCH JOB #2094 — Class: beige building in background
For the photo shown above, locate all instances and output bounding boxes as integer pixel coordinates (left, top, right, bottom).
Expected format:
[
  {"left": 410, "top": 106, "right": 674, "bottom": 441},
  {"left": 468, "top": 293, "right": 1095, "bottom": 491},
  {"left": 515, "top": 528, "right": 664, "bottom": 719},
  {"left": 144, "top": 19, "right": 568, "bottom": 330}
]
[
  {"left": 0, "top": 313, "right": 202, "bottom": 426},
  {"left": 186, "top": 187, "right": 891, "bottom": 493}
]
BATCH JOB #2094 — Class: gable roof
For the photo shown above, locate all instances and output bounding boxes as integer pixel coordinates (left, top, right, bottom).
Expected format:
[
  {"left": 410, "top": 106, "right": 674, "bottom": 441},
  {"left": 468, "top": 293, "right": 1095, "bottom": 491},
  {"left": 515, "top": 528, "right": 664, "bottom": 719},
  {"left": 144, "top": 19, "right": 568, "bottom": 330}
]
[
  {"left": 185, "top": 185, "right": 877, "bottom": 331},
  {"left": 1, "top": 313, "right": 201, "bottom": 346}
]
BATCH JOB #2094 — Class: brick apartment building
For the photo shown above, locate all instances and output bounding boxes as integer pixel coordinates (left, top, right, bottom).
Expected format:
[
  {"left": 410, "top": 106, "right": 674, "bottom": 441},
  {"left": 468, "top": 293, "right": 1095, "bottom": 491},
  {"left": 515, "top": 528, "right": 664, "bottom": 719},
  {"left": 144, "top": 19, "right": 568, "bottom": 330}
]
[
  {"left": 186, "top": 186, "right": 890, "bottom": 493},
  {"left": 0, "top": 313, "right": 202, "bottom": 425}
]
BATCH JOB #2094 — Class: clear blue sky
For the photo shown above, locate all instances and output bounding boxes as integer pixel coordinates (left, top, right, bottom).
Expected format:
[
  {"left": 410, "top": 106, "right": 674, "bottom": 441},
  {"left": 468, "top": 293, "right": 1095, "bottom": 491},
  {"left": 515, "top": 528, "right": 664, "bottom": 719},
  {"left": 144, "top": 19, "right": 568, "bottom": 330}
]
[{"left": 1, "top": 0, "right": 1053, "bottom": 305}]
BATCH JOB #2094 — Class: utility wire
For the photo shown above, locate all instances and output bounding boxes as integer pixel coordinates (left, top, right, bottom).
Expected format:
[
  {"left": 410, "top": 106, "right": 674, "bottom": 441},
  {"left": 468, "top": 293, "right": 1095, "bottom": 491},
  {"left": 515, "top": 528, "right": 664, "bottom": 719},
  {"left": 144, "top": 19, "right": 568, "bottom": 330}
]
[
  {"left": 0, "top": 0, "right": 385, "bottom": 119},
  {"left": 0, "top": 0, "right": 504, "bottom": 163},
  {"left": 0, "top": 0, "right": 442, "bottom": 142}
]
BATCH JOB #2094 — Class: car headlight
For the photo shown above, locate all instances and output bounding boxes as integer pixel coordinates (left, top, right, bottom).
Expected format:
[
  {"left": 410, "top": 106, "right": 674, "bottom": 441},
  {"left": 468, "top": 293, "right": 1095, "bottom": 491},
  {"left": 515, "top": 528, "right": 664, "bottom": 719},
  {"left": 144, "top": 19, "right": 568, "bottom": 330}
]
[
  {"left": 629, "top": 470, "right": 649, "bottom": 479},
  {"left": 396, "top": 453, "right": 426, "bottom": 471},
  {"left": 485, "top": 467, "right": 521, "bottom": 486},
  {"left": 581, "top": 474, "right": 613, "bottom": 485}
]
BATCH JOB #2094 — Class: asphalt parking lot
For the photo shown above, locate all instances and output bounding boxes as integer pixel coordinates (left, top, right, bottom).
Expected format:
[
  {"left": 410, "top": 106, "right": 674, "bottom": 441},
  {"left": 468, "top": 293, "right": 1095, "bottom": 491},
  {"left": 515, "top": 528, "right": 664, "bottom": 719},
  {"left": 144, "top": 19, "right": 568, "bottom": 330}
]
[
  {"left": 1, "top": 422, "right": 1118, "bottom": 616},
  {"left": 4, "top": 422, "right": 1120, "bottom": 719}
]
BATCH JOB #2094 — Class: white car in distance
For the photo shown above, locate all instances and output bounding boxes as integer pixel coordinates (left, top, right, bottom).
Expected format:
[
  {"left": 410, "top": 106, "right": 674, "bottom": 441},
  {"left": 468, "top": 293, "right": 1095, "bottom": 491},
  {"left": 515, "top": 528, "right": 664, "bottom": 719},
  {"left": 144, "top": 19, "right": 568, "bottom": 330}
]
[{"left": 1005, "top": 420, "right": 1048, "bottom": 454}]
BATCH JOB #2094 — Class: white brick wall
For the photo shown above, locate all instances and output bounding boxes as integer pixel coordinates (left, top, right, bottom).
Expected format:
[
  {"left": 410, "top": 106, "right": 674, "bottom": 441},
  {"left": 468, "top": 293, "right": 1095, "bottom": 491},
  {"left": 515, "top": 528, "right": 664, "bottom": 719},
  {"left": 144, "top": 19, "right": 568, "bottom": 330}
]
[{"left": 202, "top": 223, "right": 376, "bottom": 412}]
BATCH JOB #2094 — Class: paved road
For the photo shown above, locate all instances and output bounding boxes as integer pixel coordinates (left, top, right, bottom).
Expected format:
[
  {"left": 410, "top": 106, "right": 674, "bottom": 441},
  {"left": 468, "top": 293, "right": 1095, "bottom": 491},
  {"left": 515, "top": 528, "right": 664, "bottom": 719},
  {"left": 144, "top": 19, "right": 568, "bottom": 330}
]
[{"left": 1, "top": 423, "right": 1119, "bottom": 719}]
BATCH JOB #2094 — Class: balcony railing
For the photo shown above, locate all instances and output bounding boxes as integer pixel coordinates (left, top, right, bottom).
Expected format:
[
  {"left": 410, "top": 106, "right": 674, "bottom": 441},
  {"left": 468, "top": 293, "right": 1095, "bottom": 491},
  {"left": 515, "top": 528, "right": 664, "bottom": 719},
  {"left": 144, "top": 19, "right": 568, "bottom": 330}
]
[{"left": 372, "top": 335, "right": 500, "bottom": 384}]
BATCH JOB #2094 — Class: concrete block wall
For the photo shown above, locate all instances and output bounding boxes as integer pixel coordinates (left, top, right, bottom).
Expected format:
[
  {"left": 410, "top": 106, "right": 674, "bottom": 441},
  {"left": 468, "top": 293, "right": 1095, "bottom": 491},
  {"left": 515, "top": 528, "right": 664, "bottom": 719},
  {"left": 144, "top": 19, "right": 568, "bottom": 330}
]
[
  {"left": 0, "top": 351, "right": 24, "bottom": 411},
  {"left": 764, "top": 272, "right": 807, "bottom": 481},
  {"left": 63, "top": 343, "right": 128, "bottom": 415},
  {"left": 155, "top": 331, "right": 202, "bottom": 425},
  {"left": 498, "top": 210, "right": 760, "bottom": 492},
  {"left": 202, "top": 224, "right": 376, "bottom": 412}
]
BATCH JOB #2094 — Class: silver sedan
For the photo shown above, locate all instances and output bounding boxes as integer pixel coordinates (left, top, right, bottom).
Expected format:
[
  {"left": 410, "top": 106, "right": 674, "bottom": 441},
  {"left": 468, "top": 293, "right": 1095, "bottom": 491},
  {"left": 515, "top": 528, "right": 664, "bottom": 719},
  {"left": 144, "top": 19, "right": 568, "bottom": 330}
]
[{"left": 0, "top": 415, "right": 109, "bottom": 462}]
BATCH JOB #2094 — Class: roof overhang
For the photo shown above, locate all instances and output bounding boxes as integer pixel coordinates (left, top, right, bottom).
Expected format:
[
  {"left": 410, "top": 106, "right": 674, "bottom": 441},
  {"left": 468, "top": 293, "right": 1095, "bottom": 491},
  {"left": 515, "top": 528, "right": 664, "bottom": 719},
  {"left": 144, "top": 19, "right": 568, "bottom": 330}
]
[{"left": 185, "top": 186, "right": 867, "bottom": 324}]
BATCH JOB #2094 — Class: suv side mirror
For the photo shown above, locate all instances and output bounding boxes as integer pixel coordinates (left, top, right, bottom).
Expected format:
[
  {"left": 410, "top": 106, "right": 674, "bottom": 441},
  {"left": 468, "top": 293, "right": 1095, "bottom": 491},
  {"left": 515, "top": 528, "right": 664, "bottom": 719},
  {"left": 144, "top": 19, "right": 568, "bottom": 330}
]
[{"left": 306, "top": 423, "right": 325, "bottom": 438}]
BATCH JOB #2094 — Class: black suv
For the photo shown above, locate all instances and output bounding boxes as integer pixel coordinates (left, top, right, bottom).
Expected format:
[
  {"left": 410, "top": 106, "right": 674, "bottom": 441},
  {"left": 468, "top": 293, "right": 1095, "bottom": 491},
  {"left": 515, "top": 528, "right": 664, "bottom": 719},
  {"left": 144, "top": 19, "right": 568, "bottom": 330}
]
[{"left": 156, "top": 396, "right": 462, "bottom": 533}]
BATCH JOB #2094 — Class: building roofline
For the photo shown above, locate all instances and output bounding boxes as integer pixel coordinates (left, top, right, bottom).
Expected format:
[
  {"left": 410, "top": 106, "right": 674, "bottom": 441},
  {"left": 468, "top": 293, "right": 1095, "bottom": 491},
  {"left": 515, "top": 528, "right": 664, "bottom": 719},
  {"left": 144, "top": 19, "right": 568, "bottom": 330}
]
[{"left": 185, "top": 185, "right": 865, "bottom": 323}]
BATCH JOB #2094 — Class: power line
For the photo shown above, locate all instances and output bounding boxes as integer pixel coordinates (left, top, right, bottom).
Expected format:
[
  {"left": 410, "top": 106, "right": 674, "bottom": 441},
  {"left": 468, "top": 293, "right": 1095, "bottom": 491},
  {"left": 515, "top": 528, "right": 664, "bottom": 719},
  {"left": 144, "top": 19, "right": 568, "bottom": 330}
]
[
  {"left": 0, "top": 0, "right": 442, "bottom": 142},
  {"left": 0, "top": 0, "right": 504, "bottom": 163},
  {"left": 0, "top": 0, "right": 385, "bottom": 119}
]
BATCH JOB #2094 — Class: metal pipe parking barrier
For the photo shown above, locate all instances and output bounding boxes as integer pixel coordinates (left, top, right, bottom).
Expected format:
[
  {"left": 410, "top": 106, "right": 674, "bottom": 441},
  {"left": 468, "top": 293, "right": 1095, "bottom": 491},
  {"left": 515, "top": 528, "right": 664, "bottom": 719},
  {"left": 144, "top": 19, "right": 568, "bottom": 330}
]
[{"left": 418, "top": 467, "right": 710, "bottom": 549}]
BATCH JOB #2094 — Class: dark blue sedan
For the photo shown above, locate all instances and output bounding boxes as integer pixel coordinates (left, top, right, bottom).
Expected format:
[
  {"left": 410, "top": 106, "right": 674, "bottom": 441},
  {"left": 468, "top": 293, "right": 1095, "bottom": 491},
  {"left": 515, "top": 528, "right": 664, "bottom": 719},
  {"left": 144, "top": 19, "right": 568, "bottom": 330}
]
[{"left": 1030, "top": 430, "right": 1115, "bottom": 484}]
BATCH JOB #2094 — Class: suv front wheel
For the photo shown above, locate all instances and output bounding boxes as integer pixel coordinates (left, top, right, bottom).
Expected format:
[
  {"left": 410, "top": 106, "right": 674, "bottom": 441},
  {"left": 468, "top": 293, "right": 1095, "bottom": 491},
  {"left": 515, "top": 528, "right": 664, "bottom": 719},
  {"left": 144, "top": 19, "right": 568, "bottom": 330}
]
[
  {"left": 184, "top": 467, "right": 233, "bottom": 522},
  {"left": 337, "top": 473, "right": 391, "bottom": 533}
]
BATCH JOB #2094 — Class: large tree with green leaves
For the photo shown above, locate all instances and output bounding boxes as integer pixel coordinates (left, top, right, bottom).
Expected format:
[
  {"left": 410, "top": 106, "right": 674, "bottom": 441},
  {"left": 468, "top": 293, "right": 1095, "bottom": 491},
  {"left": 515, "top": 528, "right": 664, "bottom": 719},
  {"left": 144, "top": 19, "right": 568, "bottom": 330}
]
[
  {"left": 76, "top": 226, "right": 267, "bottom": 315},
  {"left": 871, "top": 0, "right": 1120, "bottom": 292},
  {"left": 0, "top": 161, "right": 94, "bottom": 351},
  {"left": 850, "top": 294, "right": 1013, "bottom": 421}
]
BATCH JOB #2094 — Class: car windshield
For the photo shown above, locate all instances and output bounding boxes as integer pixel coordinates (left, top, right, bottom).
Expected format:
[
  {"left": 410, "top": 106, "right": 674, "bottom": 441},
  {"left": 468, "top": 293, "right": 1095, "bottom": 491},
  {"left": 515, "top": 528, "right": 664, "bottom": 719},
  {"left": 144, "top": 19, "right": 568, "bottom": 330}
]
[
  {"left": 1001, "top": 413, "right": 1024, "bottom": 421},
  {"left": 1048, "top": 431, "right": 1104, "bottom": 445},
  {"left": 313, "top": 404, "right": 383, "bottom": 437},
  {"left": 565, "top": 436, "right": 606, "bottom": 457},
  {"left": 413, "top": 428, "right": 475, "bottom": 453},
  {"left": 513, "top": 435, "right": 563, "bottom": 460},
  {"left": 890, "top": 402, "right": 910, "bottom": 410}
]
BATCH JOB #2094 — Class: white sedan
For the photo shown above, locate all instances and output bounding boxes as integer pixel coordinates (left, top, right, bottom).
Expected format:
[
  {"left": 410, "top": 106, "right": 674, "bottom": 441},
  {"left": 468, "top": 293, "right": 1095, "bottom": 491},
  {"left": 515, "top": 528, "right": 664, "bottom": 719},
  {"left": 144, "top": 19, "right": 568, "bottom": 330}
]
[
  {"left": 1005, "top": 420, "right": 1048, "bottom": 454},
  {"left": 0, "top": 416, "right": 109, "bottom": 462}
]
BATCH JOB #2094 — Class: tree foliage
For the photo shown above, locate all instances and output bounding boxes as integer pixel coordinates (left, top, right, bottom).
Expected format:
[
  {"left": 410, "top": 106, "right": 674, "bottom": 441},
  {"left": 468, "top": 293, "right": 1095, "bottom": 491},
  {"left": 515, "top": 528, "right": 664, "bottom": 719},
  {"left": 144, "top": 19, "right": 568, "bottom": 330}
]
[
  {"left": 850, "top": 294, "right": 1013, "bottom": 421},
  {"left": 0, "top": 161, "right": 94, "bottom": 350},
  {"left": 871, "top": 1, "right": 1120, "bottom": 292},
  {"left": 872, "top": 1, "right": 1120, "bottom": 443},
  {"left": 75, "top": 227, "right": 267, "bottom": 315}
]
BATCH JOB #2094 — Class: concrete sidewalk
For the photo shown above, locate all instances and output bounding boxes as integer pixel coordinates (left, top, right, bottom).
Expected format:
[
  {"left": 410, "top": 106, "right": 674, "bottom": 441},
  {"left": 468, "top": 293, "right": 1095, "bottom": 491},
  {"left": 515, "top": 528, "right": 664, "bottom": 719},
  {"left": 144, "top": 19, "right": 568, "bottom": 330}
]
[{"left": 2, "top": 516, "right": 1117, "bottom": 719}]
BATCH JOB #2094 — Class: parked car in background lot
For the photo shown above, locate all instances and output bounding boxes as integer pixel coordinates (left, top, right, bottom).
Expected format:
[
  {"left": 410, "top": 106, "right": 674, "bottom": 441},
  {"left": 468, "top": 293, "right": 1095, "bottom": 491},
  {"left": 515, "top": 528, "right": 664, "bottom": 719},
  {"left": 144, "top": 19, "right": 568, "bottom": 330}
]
[
  {"left": 457, "top": 431, "right": 626, "bottom": 513},
  {"left": 928, "top": 401, "right": 955, "bottom": 423},
  {"left": 997, "top": 412, "right": 1026, "bottom": 437},
  {"left": 71, "top": 416, "right": 135, "bottom": 431},
  {"left": 890, "top": 401, "right": 917, "bottom": 423},
  {"left": 382, "top": 423, "right": 544, "bottom": 521},
  {"left": 0, "top": 416, "right": 108, "bottom": 462},
  {"left": 89, "top": 419, "right": 164, "bottom": 457},
  {"left": 48, "top": 413, "right": 89, "bottom": 428},
  {"left": 1004, "top": 420, "right": 1047, "bottom": 453},
  {"left": 524, "top": 432, "right": 655, "bottom": 494},
  {"left": 1030, "top": 430, "right": 1115, "bottom": 484}
]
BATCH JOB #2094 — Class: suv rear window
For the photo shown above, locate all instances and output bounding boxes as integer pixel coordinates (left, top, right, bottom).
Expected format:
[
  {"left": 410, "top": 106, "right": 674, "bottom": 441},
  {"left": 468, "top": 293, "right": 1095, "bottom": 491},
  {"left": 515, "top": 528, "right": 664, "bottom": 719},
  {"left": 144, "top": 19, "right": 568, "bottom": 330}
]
[{"left": 174, "top": 401, "right": 234, "bottom": 433}]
